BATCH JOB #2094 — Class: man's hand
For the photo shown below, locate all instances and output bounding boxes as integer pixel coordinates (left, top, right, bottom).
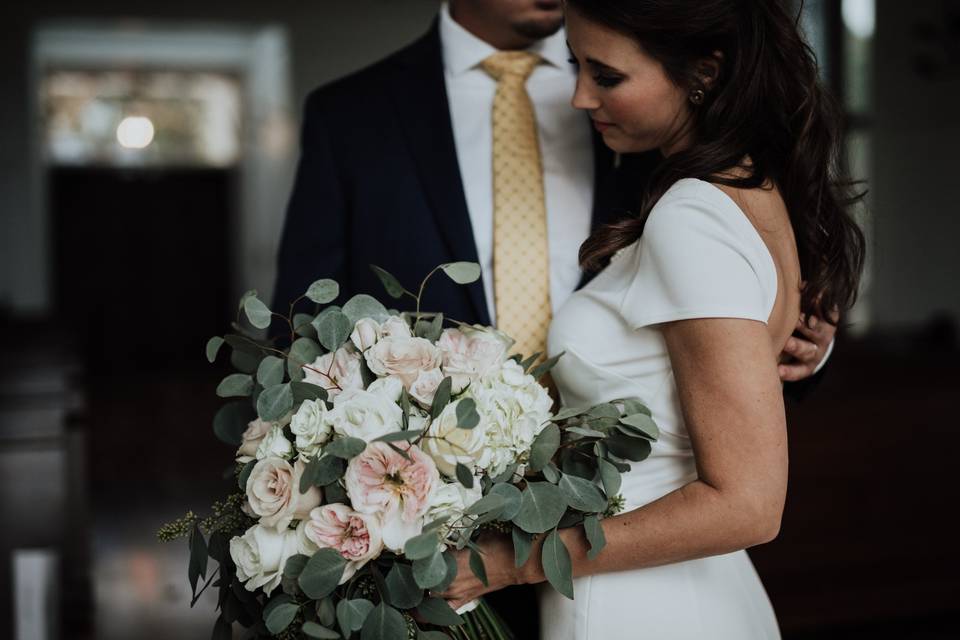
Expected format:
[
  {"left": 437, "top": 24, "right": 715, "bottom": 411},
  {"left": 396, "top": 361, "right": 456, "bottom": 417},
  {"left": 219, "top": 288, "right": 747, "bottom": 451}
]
[{"left": 778, "top": 312, "right": 837, "bottom": 383}]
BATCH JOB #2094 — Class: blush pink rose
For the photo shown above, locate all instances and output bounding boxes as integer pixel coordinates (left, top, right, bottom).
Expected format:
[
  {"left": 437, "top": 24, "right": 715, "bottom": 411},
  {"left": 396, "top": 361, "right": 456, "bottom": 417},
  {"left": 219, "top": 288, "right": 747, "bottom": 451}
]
[
  {"left": 303, "top": 504, "right": 383, "bottom": 582},
  {"left": 246, "top": 458, "right": 322, "bottom": 531},
  {"left": 364, "top": 337, "right": 442, "bottom": 388},
  {"left": 438, "top": 327, "right": 510, "bottom": 392},
  {"left": 344, "top": 441, "right": 439, "bottom": 551},
  {"left": 303, "top": 346, "right": 364, "bottom": 399}
]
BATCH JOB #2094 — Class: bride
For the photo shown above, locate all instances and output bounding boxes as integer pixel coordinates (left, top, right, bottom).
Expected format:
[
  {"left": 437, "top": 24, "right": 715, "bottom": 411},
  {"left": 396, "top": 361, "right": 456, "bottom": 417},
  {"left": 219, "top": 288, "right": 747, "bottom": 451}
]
[{"left": 441, "top": 1, "right": 865, "bottom": 637}]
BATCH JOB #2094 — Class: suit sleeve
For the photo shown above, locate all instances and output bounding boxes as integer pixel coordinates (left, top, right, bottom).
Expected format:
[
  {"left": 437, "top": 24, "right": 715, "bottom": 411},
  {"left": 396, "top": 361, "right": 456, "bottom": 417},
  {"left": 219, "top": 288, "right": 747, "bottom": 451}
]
[{"left": 269, "top": 92, "right": 349, "bottom": 344}]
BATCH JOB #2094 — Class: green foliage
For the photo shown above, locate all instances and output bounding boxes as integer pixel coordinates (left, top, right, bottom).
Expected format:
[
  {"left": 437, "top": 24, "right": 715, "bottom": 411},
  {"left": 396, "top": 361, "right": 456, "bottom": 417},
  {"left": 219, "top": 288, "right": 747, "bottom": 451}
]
[
  {"left": 216, "top": 373, "right": 254, "bottom": 398},
  {"left": 301, "top": 621, "right": 340, "bottom": 639},
  {"left": 256, "top": 355, "right": 285, "bottom": 388},
  {"left": 385, "top": 563, "right": 423, "bottom": 609},
  {"left": 257, "top": 383, "right": 293, "bottom": 422},
  {"left": 243, "top": 295, "right": 273, "bottom": 330},
  {"left": 513, "top": 482, "right": 566, "bottom": 533},
  {"left": 559, "top": 474, "right": 608, "bottom": 512},
  {"left": 337, "top": 598, "right": 375, "bottom": 637},
  {"left": 306, "top": 279, "right": 340, "bottom": 305},
  {"left": 488, "top": 483, "right": 522, "bottom": 521},
  {"left": 415, "top": 597, "right": 464, "bottom": 626},
  {"left": 206, "top": 336, "right": 225, "bottom": 363},
  {"left": 213, "top": 401, "right": 256, "bottom": 447},
  {"left": 323, "top": 437, "right": 367, "bottom": 460},
  {"left": 529, "top": 351, "right": 564, "bottom": 381},
  {"left": 528, "top": 423, "right": 560, "bottom": 473},
  {"left": 263, "top": 594, "right": 300, "bottom": 634},
  {"left": 371, "top": 265, "right": 407, "bottom": 299},
  {"left": 429, "top": 377, "right": 453, "bottom": 420},
  {"left": 289, "top": 337, "right": 324, "bottom": 382},
  {"left": 455, "top": 398, "right": 480, "bottom": 430},
  {"left": 440, "top": 262, "right": 482, "bottom": 285},
  {"left": 412, "top": 549, "right": 448, "bottom": 589},
  {"left": 342, "top": 294, "right": 391, "bottom": 326},
  {"left": 468, "top": 547, "right": 488, "bottom": 587},
  {"left": 318, "top": 310, "right": 353, "bottom": 352},
  {"left": 361, "top": 602, "right": 407, "bottom": 640},
  {"left": 541, "top": 529, "right": 574, "bottom": 600},
  {"left": 299, "top": 549, "right": 347, "bottom": 600},
  {"left": 454, "top": 462, "right": 474, "bottom": 489},
  {"left": 512, "top": 527, "right": 533, "bottom": 568},
  {"left": 584, "top": 515, "right": 607, "bottom": 560}
]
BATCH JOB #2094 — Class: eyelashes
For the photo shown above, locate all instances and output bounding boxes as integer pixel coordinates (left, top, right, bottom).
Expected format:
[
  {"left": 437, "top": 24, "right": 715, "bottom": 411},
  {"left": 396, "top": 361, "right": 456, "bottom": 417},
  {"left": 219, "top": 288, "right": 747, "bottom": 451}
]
[{"left": 568, "top": 57, "right": 625, "bottom": 89}]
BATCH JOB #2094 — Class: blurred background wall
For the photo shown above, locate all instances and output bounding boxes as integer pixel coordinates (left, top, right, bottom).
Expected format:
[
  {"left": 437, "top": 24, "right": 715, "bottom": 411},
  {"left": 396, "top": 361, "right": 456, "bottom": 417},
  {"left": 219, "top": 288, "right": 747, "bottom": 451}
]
[{"left": 0, "top": 1, "right": 957, "bottom": 639}]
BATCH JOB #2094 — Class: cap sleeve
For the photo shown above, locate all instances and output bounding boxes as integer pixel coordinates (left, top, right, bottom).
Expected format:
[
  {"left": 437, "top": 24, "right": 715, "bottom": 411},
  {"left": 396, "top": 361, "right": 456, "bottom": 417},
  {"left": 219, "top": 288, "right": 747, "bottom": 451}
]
[{"left": 620, "top": 187, "right": 777, "bottom": 330}]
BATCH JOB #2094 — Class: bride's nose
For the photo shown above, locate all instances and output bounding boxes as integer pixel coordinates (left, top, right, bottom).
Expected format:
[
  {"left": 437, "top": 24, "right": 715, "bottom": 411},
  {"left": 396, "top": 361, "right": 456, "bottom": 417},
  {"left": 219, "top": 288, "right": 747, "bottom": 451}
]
[{"left": 571, "top": 76, "right": 602, "bottom": 111}]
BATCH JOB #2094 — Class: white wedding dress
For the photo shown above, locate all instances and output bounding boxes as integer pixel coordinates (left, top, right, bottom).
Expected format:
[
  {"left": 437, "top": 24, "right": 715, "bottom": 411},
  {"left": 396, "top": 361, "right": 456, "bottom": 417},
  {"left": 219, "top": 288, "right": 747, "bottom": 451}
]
[{"left": 540, "top": 178, "right": 782, "bottom": 639}]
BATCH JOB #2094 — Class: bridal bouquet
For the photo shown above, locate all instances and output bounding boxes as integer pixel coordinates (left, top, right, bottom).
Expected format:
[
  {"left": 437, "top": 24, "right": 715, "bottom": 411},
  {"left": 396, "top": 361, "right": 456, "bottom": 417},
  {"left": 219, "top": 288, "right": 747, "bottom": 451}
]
[{"left": 159, "top": 262, "right": 659, "bottom": 640}]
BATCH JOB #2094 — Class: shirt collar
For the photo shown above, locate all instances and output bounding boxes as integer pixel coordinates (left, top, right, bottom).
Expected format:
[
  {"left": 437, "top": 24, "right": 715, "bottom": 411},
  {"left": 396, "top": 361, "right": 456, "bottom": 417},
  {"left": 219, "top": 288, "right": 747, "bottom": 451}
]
[{"left": 439, "top": 2, "right": 570, "bottom": 77}]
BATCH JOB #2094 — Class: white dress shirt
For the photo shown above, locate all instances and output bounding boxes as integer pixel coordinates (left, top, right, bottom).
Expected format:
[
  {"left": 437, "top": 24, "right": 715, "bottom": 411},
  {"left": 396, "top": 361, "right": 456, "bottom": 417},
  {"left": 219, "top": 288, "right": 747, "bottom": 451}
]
[{"left": 439, "top": 4, "right": 595, "bottom": 325}]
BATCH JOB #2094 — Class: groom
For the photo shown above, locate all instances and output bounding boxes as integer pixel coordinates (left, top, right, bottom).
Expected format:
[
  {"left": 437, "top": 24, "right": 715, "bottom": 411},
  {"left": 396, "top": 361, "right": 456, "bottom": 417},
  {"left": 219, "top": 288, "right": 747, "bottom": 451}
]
[{"left": 271, "top": 0, "right": 833, "bottom": 634}]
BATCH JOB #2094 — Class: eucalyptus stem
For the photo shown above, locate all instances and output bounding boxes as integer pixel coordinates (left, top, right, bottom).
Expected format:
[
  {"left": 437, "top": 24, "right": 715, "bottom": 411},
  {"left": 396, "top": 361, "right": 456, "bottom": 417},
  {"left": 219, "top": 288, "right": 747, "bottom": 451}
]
[{"left": 415, "top": 266, "right": 443, "bottom": 320}]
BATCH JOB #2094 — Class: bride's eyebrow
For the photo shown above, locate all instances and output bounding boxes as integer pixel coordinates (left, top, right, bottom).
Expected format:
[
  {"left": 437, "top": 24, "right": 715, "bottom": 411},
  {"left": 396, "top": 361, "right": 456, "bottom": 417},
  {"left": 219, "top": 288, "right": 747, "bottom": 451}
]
[{"left": 585, "top": 57, "right": 625, "bottom": 75}]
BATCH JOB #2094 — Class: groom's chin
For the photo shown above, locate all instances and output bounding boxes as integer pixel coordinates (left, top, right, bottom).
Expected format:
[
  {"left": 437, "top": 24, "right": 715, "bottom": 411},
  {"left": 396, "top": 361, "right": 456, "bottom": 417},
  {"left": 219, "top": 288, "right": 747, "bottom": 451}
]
[{"left": 512, "top": 15, "right": 564, "bottom": 40}]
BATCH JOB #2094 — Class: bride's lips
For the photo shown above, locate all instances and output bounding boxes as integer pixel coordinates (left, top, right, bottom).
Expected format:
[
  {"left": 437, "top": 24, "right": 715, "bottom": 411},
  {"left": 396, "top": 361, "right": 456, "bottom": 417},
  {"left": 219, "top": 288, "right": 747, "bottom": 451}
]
[{"left": 592, "top": 119, "right": 615, "bottom": 132}]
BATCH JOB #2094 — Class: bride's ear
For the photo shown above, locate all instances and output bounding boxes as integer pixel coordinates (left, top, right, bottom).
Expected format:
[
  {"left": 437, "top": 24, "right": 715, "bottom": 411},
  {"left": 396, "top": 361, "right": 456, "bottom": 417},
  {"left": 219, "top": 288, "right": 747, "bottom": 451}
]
[{"left": 695, "top": 50, "right": 724, "bottom": 92}]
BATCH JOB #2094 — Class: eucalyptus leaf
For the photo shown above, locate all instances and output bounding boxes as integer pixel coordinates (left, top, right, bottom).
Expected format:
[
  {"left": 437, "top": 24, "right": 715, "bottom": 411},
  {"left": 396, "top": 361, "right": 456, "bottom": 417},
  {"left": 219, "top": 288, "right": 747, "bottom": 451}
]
[
  {"left": 559, "top": 473, "right": 608, "bottom": 512},
  {"left": 336, "top": 598, "right": 374, "bottom": 636},
  {"left": 584, "top": 515, "right": 607, "bottom": 560},
  {"left": 566, "top": 426, "right": 606, "bottom": 439},
  {"left": 323, "top": 437, "right": 367, "bottom": 459},
  {"left": 415, "top": 597, "right": 464, "bottom": 627},
  {"left": 541, "top": 529, "right": 574, "bottom": 599},
  {"left": 238, "top": 289, "right": 257, "bottom": 311},
  {"left": 206, "top": 336, "right": 225, "bottom": 363},
  {"left": 440, "top": 262, "right": 482, "bottom": 284},
  {"left": 237, "top": 459, "right": 256, "bottom": 491},
  {"left": 213, "top": 401, "right": 256, "bottom": 446},
  {"left": 301, "top": 621, "right": 340, "bottom": 639},
  {"left": 370, "top": 264, "right": 406, "bottom": 299},
  {"left": 512, "top": 527, "right": 533, "bottom": 568},
  {"left": 293, "top": 313, "right": 318, "bottom": 338},
  {"left": 243, "top": 295, "right": 273, "bottom": 330},
  {"left": 374, "top": 429, "right": 424, "bottom": 443},
  {"left": 513, "top": 482, "right": 566, "bottom": 533},
  {"left": 597, "top": 458, "right": 622, "bottom": 497},
  {"left": 488, "top": 483, "right": 522, "bottom": 521},
  {"left": 188, "top": 524, "right": 208, "bottom": 593},
  {"left": 283, "top": 554, "right": 310, "bottom": 579},
  {"left": 464, "top": 493, "right": 505, "bottom": 516},
  {"left": 551, "top": 406, "right": 590, "bottom": 422},
  {"left": 342, "top": 294, "right": 391, "bottom": 326},
  {"left": 618, "top": 398, "right": 652, "bottom": 417},
  {"left": 212, "top": 616, "right": 232, "bottom": 640},
  {"left": 289, "top": 337, "right": 324, "bottom": 383},
  {"left": 291, "top": 380, "right": 329, "bottom": 404},
  {"left": 415, "top": 313, "right": 444, "bottom": 342},
  {"left": 412, "top": 549, "right": 448, "bottom": 589},
  {"left": 306, "top": 279, "right": 340, "bottom": 305},
  {"left": 606, "top": 434, "right": 653, "bottom": 462},
  {"left": 263, "top": 595, "right": 299, "bottom": 634},
  {"left": 361, "top": 603, "right": 407, "bottom": 640},
  {"left": 429, "top": 377, "right": 453, "bottom": 420},
  {"left": 455, "top": 462, "right": 474, "bottom": 488},
  {"left": 528, "top": 423, "right": 561, "bottom": 473},
  {"left": 542, "top": 462, "right": 561, "bottom": 484},
  {"left": 519, "top": 351, "right": 543, "bottom": 372},
  {"left": 318, "top": 310, "right": 353, "bottom": 352},
  {"left": 298, "top": 548, "right": 347, "bottom": 600},
  {"left": 230, "top": 349, "right": 261, "bottom": 375},
  {"left": 529, "top": 352, "right": 564, "bottom": 381},
  {"left": 216, "top": 373, "right": 254, "bottom": 398},
  {"left": 619, "top": 413, "right": 660, "bottom": 440},
  {"left": 256, "top": 356, "right": 285, "bottom": 388},
  {"left": 455, "top": 398, "right": 480, "bottom": 430},
  {"left": 385, "top": 563, "right": 424, "bottom": 609},
  {"left": 468, "top": 548, "right": 489, "bottom": 587},
  {"left": 432, "top": 551, "right": 459, "bottom": 593},
  {"left": 257, "top": 383, "right": 293, "bottom": 422},
  {"left": 404, "top": 530, "right": 441, "bottom": 561}
]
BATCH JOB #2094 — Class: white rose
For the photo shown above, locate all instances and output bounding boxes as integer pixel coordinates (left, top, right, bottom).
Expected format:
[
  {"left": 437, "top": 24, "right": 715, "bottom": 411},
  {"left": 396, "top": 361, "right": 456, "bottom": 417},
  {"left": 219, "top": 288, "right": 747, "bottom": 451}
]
[
  {"left": 408, "top": 368, "right": 445, "bottom": 408},
  {"left": 290, "top": 399, "right": 332, "bottom": 459},
  {"left": 366, "top": 376, "right": 404, "bottom": 403},
  {"left": 325, "top": 388, "right": 404, "bottom": 442},
  {"left": 229, "top": 524, "right": 302, "bottom": 596},
  {"left": 421, "top": 399, "right": 489, "bottom": 477},
  {"left": 255, "top": 425, "right": 294, "bottom": 460},
  {"left": 425, "top": 481, "right": 482, "bottom": 543},
  {"left": 246, "top": 458, "right": 322, "bottom": 531},
  {"left": 236, "top": 418, "right": 272, "bottom": 463},
  {"left": 438, "top": 326, "right": 512, "bottom": 392},
  {"left": 364, "top": 336, "right": 442, "bottom": 388},
  {"left": 350, "top": 318, "right": 382, "bottom": 352},
  {"left": 380, "top": 316, "right": 412, "bottom": 338},
  {"left": 303, "top": 347, "right": 364, "bottom": 399}
]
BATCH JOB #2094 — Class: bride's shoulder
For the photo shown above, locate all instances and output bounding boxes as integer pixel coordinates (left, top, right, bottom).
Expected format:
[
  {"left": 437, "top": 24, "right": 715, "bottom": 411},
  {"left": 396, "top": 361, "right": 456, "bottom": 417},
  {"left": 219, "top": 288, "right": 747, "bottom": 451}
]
[{"left": 643, "top": 178, "right": 743, "bottom": 242}]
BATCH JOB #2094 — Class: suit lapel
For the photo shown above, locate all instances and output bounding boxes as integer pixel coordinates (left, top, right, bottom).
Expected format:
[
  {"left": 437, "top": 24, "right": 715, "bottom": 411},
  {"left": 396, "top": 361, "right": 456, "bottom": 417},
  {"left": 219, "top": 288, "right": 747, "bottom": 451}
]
[{"left": 387, "top": 21, "right": 491, "bottom": 325}]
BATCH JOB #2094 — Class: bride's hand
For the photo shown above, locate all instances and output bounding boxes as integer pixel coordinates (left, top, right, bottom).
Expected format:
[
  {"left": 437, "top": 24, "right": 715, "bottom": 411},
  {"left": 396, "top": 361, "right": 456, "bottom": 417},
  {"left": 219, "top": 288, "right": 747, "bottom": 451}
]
[{"left": 438, "top": 533, "right": 522, "bottom": 611}]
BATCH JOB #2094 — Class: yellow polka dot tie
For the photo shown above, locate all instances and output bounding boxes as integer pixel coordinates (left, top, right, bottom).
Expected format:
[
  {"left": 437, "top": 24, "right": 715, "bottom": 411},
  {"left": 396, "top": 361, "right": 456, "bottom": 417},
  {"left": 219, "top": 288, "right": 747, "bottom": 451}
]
[{"left": 482, "top": 51, "right": 551, "bottom": 361}]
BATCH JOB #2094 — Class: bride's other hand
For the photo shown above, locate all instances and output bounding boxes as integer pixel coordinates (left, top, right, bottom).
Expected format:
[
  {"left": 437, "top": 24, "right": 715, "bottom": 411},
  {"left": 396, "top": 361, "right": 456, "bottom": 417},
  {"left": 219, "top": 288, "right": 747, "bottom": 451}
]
[
  {"left": 439, "top": 534, "right": 520, "bottom": 611},
  {"left": 778, "top": 308, "right": 838, "bottom": 382}
]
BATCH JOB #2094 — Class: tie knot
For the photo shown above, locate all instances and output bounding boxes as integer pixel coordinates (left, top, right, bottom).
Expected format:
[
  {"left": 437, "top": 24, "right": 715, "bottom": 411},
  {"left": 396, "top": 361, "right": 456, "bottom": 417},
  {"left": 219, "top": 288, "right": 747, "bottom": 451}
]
[{"left": 481, "top": 51, "right": 542, "bottom": 81}]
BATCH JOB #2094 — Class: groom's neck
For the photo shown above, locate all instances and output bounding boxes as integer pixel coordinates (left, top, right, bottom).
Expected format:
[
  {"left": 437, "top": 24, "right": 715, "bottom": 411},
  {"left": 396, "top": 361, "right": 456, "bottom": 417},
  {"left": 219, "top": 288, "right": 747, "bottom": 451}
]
[{"left": 448, "top": 0, "right": 542, "bottom": 51}]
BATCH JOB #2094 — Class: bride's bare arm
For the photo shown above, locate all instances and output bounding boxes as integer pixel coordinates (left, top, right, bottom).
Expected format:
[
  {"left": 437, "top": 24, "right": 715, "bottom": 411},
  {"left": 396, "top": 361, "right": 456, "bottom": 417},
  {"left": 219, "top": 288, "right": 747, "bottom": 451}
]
[
  {"left": 522, "top": 317, "right": 788, "bottom": 582},
  {"left": 442, "top": 317, "right": 788, "bottom": 607}
]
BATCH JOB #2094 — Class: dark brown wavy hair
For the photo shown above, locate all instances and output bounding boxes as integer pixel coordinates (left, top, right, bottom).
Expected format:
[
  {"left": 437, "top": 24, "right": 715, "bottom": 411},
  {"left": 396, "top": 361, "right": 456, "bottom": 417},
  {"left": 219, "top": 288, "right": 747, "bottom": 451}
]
[{"left": 572, "top": 0, "right": 865, "bottom": 324}]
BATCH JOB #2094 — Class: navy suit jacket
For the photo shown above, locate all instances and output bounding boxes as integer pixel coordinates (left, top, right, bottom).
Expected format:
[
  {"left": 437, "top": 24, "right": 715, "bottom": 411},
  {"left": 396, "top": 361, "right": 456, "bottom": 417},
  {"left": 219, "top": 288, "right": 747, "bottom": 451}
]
[{"left": 270, "top": 21, "right": 656, "bottom": 338}]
